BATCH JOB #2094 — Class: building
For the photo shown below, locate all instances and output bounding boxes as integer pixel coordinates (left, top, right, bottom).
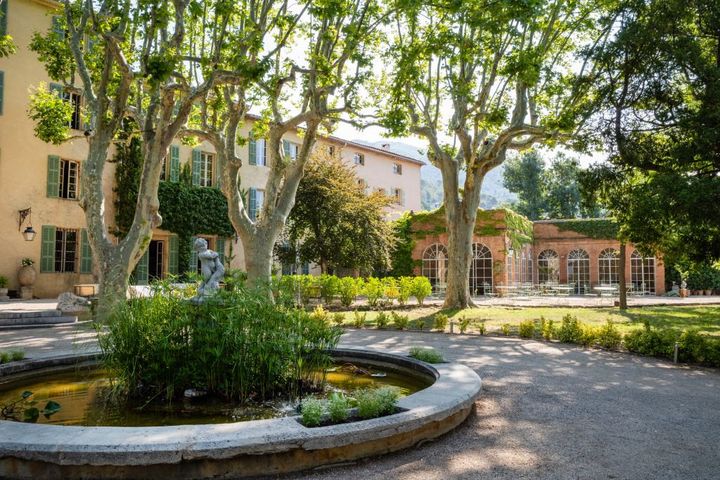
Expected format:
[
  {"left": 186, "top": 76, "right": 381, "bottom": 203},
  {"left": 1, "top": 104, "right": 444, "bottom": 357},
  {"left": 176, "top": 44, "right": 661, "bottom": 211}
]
[
  {"left": 410, "top": 209, "right": 666, "bottom": 296},
  {"left": 0, "top": 0, "right": 422, "bottom": 297}
]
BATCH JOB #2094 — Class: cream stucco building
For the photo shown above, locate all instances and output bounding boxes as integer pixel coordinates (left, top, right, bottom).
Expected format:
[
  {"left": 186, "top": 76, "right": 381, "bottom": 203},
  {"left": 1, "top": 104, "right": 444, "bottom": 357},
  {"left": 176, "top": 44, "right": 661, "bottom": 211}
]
[{"left": 0, "top": 0, "right": 423, "bottom": 298}]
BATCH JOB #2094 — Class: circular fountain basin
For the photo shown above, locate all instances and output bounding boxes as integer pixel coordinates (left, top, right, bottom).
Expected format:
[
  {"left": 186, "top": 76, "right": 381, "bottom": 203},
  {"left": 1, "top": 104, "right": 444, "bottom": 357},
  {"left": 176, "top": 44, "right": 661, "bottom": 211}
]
[{"left": 0, "top": 349, "right": 481, "bottom": 479}]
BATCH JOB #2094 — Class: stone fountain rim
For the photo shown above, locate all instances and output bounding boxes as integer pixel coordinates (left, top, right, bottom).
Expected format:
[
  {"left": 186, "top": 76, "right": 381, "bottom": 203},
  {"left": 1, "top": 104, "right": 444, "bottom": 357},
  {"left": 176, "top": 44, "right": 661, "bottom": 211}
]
[{"left": 0, "top": 348, "right": 482, "bottom": 470}]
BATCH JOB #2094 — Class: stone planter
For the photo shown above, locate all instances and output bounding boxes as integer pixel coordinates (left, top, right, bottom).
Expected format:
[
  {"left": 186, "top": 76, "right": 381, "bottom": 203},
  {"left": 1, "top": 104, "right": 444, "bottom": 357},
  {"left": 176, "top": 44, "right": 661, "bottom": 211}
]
[{"left": 17, "top": 265, "right": 37, "bottom": 287}]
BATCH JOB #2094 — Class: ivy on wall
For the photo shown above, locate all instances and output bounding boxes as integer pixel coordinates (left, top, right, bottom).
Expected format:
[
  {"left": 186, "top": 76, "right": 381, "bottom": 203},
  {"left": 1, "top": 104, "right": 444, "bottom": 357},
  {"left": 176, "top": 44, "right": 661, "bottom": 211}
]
[
  {"left": 550, "top": 219, "right": 619, "bottom": 239},
  {"left": 406, "top": 206, "right": 534, "bottom": 250},
  {"left": 388, "top": 213, "right": 419, "bottom": 276}
]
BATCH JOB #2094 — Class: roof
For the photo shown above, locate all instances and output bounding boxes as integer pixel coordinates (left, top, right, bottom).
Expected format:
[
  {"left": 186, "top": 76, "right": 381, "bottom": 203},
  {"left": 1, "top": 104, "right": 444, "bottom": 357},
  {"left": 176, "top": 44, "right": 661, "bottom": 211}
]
[{"left": 245, "top": 113, "right": 425, "bottom": 166}]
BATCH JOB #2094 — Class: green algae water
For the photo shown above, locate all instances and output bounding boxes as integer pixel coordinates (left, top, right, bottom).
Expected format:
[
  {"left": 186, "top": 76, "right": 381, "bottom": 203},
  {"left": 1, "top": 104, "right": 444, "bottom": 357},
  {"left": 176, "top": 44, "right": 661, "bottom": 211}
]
[{"left": 0, "top": 364, "right": 430, "bottom": 427}]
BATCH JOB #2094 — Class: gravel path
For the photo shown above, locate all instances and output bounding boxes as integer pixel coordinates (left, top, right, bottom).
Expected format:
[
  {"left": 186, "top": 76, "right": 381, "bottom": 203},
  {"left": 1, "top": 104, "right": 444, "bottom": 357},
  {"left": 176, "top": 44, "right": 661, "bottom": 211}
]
[{"left": 1, "top": 326, "right": 718, "bottom": 479}]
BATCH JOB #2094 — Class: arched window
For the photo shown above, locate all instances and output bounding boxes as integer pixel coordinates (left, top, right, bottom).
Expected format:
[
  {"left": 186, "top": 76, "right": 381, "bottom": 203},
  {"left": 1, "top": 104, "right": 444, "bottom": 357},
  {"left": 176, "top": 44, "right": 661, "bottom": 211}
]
[
  {"left": 567, "top": 249, "right": 590, "bottom": 294},
  {"left": 537, "top": 250, "right": 559, "bottom": 284},
  {"left": 598, "top": 248, "right": 620, "bottom": 285},
  {"left": 469, "top": 244, "right": 493, "bottom": 295},
  {"left": 422, "top": 244, "right": 448, "bottom": 291},
  {"left": 631, "top": 250, "right": 655, "bottom": 294}
]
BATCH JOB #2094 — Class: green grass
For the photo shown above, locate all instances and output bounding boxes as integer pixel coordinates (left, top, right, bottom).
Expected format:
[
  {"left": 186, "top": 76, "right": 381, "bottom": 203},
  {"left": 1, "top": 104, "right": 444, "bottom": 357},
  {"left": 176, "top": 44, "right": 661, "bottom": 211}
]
[{"left": 335, "top": 305, "right": 720, "bottom": 336}]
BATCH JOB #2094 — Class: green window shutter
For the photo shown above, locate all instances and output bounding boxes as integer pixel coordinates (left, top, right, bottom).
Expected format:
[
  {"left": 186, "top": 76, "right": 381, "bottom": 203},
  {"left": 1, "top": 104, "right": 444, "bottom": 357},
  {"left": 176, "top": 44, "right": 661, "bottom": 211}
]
[
  {"left": 132, "top": 249, "right": 149, "bottom": 285},
  {"left": 189, "top": 236, "right": 198, "bottom": 272},
  {"left": 0, "top": 71, "right": 4, "bottom": 116},
  {"left": 216, "top": 238, "right": 225, "bottom": 265},
  {"left": 168, "top": 235, "right": 179, "bottom": 275},
  {"left": 40, "top": 225, "right": 56, "bottom": 273},
  {"left": 170, "top": 145, "right": 180, "bottom": 182},
  {"left": 191, "top": 149, "right": 201, "bottom": 186},
  {"left": 248, "top": 138, "right": 257, "bottom": 165},
  {"left": 248, "top": 188, "right": 257, "bottom": 221},
  {"left": 46, "top": 155, "right": 60, "bottom": 198},
  {"left": 80, "top": 229, "right": 93, "bottom": 274},
  {"left": 283, "top": 140, "right": 291, "bottom": 157},
  {"left": 0, "top": 0, "right": 7, "bottom": 37}
]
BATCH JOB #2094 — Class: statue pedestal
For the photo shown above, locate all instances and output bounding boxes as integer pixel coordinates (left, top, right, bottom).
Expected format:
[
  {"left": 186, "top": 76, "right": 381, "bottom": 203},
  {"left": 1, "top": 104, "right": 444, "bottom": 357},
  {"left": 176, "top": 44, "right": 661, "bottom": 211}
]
[{"left": 20, "top": 287, "right": 34, "bottom": 300}]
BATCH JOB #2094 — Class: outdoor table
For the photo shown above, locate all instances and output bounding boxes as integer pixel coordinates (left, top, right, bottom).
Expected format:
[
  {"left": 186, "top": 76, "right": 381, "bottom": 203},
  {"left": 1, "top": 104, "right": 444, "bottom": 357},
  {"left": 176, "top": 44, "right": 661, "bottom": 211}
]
[
  {"left": 553, "top": 285, "right": 573, "bottom": 296},
  {"left": 594, "top": 286, "right": 618, "bottom": 297}
]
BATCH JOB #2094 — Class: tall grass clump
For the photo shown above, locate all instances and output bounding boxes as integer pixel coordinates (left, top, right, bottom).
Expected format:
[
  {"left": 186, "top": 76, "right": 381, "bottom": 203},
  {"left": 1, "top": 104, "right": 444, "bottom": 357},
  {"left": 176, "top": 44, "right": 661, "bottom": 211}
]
[{"left": 98, "top": 283, "right": 342, "bottom": 404}]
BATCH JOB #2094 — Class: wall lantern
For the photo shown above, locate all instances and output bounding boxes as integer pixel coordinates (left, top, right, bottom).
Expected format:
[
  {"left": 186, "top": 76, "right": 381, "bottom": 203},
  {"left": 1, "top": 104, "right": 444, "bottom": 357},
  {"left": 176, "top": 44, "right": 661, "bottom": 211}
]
[{"left": 18, "top": 208, "right": 36, "bottom": 241}]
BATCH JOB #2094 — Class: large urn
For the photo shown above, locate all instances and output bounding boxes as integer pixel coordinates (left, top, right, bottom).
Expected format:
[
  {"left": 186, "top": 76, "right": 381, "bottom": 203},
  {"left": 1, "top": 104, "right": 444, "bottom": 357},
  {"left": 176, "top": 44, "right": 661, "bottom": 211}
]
[{"left": 18, "top": 264, "right": 37, "bottom": 287}]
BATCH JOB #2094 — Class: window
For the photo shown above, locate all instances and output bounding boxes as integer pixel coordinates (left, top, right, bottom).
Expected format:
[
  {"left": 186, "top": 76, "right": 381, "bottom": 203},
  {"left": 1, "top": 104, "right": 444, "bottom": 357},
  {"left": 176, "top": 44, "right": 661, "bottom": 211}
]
[
  {"left": 283, "top": 140, "right": 299, "bottom": 160},
  {"left": 631, "top": 250, "right": 655, "bottom": 294},
  {"left": 537, "top": 250, "right": 559, "bottom": 284},
  {"left": 249, "top": 138, "right": 267, "bottom": 166},
  {"left": 328, "top": 145, "right": 336, "bottom": 156},
  {"left": 392, "top": 188, "right": 404, "bottom": 205},
  {"left": 598, "top": 248, "right": 620, "bottom": 285},
  {"left": 64, "top": 91, "right": 82, "bottom": 130},
  {"left": 422, "top": 244, "right": 448, "bottom": 291},
  {"left": 567, "top": 249, "right": 590, "bottom": 294},
  {"left": 393, "top": 163, "right": 402, "bottom": 175},
  {"left": 54, "top": 228, "right": 78, "bottom": 273},
  {"left": 469, "top": 244, "right": 493, "bottom": 295},
  {"left": 199, "top": 152, "right": 214, "bottom": 187},
  {"left": 59, "top": 159, "right": 79, "bottom": 199},
  {"left": 248, "top": 188, "right": 265, "bottom": 221},
  {"left": 376, "top": 187, "right": 387, "bottom": 196},
  {"left": 353, "top": 153, "right": 365, "bottom": 165},
  {"left": 358, "top": 178, "right": 367, "bottom": 190}
]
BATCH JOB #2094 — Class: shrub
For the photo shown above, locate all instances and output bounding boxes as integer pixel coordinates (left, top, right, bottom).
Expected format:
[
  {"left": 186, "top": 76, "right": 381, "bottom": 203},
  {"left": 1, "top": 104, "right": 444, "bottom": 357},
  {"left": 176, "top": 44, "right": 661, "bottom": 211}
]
[
  {"left": 477, "top": 320, "right": 486, "bottom": 335},
  {"left": 501, "top": 323, "right": 511, "bottom": 336},
  {"left": 557, "top": 315, "right": 583, "bottom": 343},
  {"left": 364, "top": 277, "right": 385, "bottom": 307},
  {"left": 352, "top": 310, "right": 367, "bottom": 328},
  {"left": 596, "top": 320, "right": 622, "bottom": 349},
  {"left": 99, "top": 285, "right": 341, "bottom": 403},
  {"left": 383, "top": 277, "right": 399, "bottom": 305},
  {"left": 391, "top": 311, "right": 409, "bottom": 330},
  {"left": 411, "top": 277, "right": 432, "bottom": 305},
  {"left": 297, "top": 275, "right": 319, "bottom": 306},
  {"left": 311, "top": 305, "right": 329, "bottom": 324},
  {"left": 678, "top": 329, "right": 711, "bottom": 364},
  {"left": 332, "top": 312, "right": 345, "bottom": 326},
  {"left": 318, "top": 274, "right": 340, "bottom": 305},
  {"left": 458, "top": 316, "right": 472, "bottom": 334},
  {"left": 375, "top": 311, "right": 389, "bottom": 329},
  {"left": 301, "top": 398, "right": 324, "bottom": 427},
  {"left": 411, "top": 319, "right": 426, "bottom": 331},
  {"left": 408, "top": 347, "right": 444, "bottom": 363},
  {"left": 623, "top": 322, "right": 677, "bottom": 358},
  {"left": 542, "top": 319, "right": 554, "bottom": 340},
  {"left": 338, "top": 277, "right": 361, "bottom": 307},
  {"left": 355, "top": 386, "right": 400, "bottom": 419},
  {"left": 327, "top": 392, "right": 350, "bottom": 423},
  {"left": 0, "top": 275, "right": 8, "bottom": 288},
  {"left": 518, "top": 320, "right": 535, "bottom": 339},
  {"left": 433, "top": 313, "right": 449, "bottom": 331},
  {"left": 579, "top": 324, "right": 598, "bottom": 347},
  {"left": 398, "top": 277, "right": 415, "bottom": 305},
  {"left": 0, "top": 352, "right": 10, "bottom": 364},
  {"left": 10, "top": 351, "right": 25, "bottom": 362}
]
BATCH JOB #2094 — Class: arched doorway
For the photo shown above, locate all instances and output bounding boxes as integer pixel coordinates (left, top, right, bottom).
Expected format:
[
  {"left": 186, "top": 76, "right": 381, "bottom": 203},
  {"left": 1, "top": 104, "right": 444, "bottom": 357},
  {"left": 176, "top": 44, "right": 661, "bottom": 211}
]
[
  {"left": 567, "top": 249, "right": 590, "bottom": 294},
  {"left": 537, "top": 249, "right": 559, "bottom": 284},
  {"left": 422, "top": 244, "right": 448, "bottom": 291},
  {"left": 469, "top": 243, "right": 493, "bottom": 295},
  {"left": 631, "top": 250, "right": 656, "bottom": 294}
]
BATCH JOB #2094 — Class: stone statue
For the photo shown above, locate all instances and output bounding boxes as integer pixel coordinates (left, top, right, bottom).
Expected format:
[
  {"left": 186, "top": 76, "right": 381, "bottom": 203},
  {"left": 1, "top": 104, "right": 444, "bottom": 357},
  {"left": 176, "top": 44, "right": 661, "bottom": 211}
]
[{"left": 191, "top": 238, "right": 225, "bottom": 303}]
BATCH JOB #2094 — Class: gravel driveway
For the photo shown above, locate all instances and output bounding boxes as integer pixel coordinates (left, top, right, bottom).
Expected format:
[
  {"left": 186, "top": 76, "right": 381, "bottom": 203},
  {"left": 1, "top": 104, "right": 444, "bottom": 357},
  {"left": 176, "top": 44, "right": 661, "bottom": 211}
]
[
  {"left": 284, "top": 329, "right": 720, "bottom": 480},
  {"left": 2, "top": 326, "right": 718, "bottom": 479}
]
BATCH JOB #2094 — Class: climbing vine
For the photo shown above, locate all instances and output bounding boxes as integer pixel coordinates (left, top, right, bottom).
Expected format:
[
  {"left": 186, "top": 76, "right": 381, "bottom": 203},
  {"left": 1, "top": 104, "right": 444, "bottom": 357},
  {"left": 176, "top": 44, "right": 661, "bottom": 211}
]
[
  {"left": 389, "top": 213, "right": 419, "bottom": 276},
  {"left": 551, "top": 219, "right": 618, "bottom": 239}
]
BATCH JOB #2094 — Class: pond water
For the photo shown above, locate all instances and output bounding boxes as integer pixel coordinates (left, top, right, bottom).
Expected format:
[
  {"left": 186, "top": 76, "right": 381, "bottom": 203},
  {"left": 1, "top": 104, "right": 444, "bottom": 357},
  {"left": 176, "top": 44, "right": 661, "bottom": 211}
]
[{"left": 0, "top": 363, "right": 430, "bottom": 427}]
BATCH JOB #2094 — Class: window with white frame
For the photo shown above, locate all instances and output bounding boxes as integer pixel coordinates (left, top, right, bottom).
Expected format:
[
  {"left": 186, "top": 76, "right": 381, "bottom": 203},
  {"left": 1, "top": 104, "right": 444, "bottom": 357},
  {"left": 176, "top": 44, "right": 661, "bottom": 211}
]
[
  {"left": 537, "top": 249, "right": 559, "bottom": 283},
  {"left": 283, "top": 140, "right": 299, "bottom": 160},
  {"left": 469, "top": 244, "right": 493, "bottom": 295},
  {"left": 422, "top": 244, "right": 448, "bottom": 290},
  {"left": 630, "top": 250, "right": 655, "bottom": 294},
  {"left": 598, "top": 248, "right": 620, "bottom": 285},
  {"left": 353, "top": 152, "right": 365, "bottom": 165},
  {"left": 59, "top": 159, "right": 79, "bottom": 199},
  {"left": 199, "top": 152, "right": 214, "bottom": 187},
  {"left": 567, "top": 249, "right": 590, "bottom": 294},
  {"left": 393, "top": 163, "right": 402, "bottom": 175}
]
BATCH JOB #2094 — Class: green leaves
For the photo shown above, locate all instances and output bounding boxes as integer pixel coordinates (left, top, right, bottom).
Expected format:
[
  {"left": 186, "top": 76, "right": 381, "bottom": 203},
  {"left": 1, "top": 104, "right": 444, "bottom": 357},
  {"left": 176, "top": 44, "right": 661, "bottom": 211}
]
[{"left": 28, "top": 84, "right": 73, "bottom": 145}]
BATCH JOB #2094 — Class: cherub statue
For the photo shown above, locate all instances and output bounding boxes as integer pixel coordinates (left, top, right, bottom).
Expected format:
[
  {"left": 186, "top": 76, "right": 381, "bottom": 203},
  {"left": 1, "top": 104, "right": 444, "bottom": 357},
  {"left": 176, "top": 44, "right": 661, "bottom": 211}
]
[{"left": 191, "top": 238, "right": 225, "bottom": 303}]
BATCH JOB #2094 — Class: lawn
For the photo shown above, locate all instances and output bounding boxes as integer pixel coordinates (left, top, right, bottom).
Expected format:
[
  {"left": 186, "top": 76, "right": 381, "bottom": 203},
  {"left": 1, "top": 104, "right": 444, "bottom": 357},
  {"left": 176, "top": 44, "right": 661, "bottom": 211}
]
[{"left": 337, "top": 305, "right": 720, "bottom": 336}]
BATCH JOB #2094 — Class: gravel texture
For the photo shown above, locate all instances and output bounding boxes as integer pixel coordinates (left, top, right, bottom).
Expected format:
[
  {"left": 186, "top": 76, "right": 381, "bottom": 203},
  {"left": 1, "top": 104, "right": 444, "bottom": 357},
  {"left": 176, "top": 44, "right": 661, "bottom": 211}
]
[{"left": 1, "top": 326, "right": 718, "bottom": 479}]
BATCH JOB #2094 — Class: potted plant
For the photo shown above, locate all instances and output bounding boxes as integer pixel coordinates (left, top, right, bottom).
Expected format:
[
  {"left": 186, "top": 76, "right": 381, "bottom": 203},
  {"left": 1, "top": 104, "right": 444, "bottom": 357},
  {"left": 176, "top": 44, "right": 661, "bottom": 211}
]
[
  {"left": 0, "top": 275, "right": 8, "bottom": 297},
  {"left": 17, "top": 258, "right": 37, "bottom": 287}
]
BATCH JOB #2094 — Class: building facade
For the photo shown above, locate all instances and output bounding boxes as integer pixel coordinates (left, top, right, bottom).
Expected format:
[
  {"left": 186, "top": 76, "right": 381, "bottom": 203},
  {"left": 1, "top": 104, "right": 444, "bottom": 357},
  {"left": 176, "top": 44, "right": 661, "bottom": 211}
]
[
  {"left": 0, "top": 0, "right": 422, "bottom": 297},
  {"left": 411, "top": 210, "right": 666, "bottom": 296}
]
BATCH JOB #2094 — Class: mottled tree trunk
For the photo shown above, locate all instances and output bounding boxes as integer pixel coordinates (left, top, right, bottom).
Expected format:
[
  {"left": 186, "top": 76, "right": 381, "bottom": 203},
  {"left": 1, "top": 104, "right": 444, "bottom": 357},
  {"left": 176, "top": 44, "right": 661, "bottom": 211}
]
[
  {"left": 241, "top": 232, "right": 275, "bottom": 287},
  {"left": 96, "top": 252, "right": 130, "bottom": 321}
]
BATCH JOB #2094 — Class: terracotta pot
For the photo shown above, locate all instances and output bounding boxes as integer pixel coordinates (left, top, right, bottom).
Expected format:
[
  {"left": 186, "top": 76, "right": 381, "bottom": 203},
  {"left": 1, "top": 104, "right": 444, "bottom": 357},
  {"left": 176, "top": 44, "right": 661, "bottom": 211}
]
[{"left": 17, "top": 265, "right": 37, "bottom": 287}]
